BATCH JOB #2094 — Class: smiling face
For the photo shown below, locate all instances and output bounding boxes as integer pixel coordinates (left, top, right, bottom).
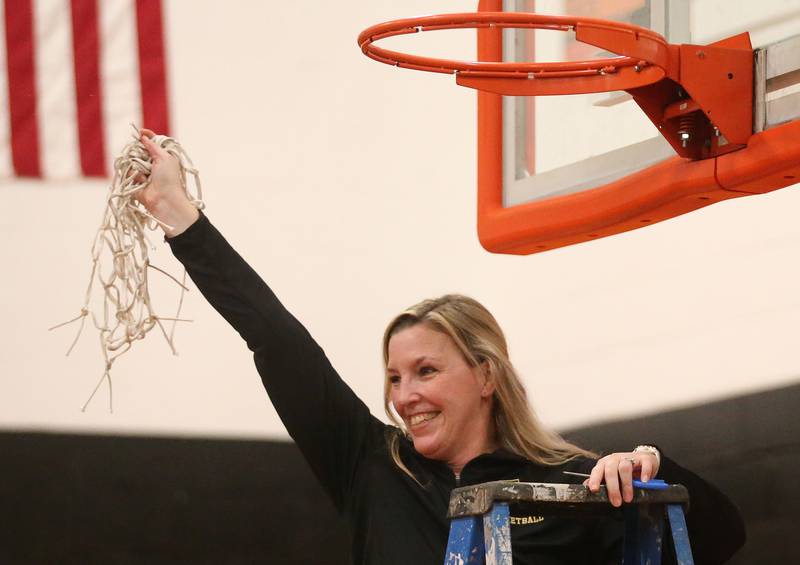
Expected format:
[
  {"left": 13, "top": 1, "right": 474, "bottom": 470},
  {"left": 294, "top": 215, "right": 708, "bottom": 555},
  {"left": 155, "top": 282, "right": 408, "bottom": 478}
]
[{"left": 386, "top": 323, "right": 496, "bottom": 472}]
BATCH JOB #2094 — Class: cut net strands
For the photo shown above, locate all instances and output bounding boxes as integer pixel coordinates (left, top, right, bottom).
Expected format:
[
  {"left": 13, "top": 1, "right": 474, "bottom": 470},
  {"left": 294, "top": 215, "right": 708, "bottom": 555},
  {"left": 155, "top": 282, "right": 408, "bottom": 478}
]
[{"left": 50, "top": 127, "right": 204, "bottom": 412}]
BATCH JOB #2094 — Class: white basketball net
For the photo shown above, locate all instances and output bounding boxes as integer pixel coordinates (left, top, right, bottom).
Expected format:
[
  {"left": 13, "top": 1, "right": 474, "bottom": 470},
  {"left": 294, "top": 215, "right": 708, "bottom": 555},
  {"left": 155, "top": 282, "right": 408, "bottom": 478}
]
[{"left": 51, "top": 126, "right": 203, "bottom": 411}]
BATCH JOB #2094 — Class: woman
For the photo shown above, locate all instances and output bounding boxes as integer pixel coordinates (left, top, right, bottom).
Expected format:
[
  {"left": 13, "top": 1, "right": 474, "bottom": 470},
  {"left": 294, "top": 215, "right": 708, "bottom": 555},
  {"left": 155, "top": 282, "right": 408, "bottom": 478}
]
[{"left": 138, "top": 132, "right": 745, "bottom": 564}]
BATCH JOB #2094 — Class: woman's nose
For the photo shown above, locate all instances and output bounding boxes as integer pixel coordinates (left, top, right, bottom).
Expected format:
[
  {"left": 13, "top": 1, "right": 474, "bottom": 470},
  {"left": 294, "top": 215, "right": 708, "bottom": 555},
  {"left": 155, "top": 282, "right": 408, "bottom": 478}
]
[{"left": 394, "top": 379, "right": 421, "bottom": 411}]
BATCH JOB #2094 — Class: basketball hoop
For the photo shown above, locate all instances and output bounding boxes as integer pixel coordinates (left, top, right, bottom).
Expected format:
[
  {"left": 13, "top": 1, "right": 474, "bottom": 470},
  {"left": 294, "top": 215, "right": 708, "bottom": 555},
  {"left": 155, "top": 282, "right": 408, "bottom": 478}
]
[
  {"left": 358, "top": 11, "right": 753, "bottom": 161},
  {"left": 360, "top": 5, "right": 800, "bottom": 256}
]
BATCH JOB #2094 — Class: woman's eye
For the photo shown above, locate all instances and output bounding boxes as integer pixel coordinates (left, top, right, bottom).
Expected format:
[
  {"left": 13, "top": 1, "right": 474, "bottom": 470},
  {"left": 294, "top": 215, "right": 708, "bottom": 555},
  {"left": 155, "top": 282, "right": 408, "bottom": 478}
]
[
  {"left": 419, "top": 366, "right": 436, "bottom": 376},
  {"left": 388, "top": 375, "right": 401, "bottom": 385}
]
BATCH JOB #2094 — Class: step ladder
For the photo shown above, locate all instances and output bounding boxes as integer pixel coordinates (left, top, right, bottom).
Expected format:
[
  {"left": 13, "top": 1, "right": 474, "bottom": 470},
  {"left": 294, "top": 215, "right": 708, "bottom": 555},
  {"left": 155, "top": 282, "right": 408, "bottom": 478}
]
[{"left": 444, "top": 480, "right": 694, "bottom": 564}]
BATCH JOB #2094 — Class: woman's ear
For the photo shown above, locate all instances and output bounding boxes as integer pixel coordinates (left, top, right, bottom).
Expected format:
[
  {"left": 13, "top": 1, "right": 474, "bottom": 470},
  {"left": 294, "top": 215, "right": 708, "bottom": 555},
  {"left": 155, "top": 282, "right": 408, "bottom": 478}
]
[{"left": 480, "top": 360, "right": 496, "bottom": 397}]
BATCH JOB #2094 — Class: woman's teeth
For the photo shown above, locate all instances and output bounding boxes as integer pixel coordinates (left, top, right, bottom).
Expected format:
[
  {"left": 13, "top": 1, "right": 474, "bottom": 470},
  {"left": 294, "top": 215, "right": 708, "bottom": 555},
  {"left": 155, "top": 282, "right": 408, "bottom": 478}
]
[{"left": 409, "top": 412, "right": 438, "bottom": 426}]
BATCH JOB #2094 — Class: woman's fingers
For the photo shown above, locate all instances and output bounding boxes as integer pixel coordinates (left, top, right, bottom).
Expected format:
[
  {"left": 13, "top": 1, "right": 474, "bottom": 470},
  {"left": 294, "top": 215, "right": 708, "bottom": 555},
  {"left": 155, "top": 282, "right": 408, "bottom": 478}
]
[
  {"left": 618, "top": 457, "right": 635, "bottom": 503},
  {"left": 140, "top": 132, "right": 169, "bottom": 162},
  {"left": 587, "top": 451, "right": 660, "bottom": 507},
  {"left": 640, "top": 454, "right": 655, "bottom": 483},
  {"left": 138, "top": 131, "right": 181, "bottom": 189},
  {"left": 587, "top": 455, "right": 623, "bottom": 506},
  {"left": 604, "top": 458, "right": 623, "bottom": 507},
  {"left": 587, "top": 458, "right": 606, "bottom": 493}
]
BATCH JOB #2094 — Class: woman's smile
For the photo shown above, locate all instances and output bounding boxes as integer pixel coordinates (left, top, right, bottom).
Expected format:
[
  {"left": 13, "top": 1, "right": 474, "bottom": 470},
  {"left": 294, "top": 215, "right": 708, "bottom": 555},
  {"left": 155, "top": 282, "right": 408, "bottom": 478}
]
[{"left": 408, "top": 411, "right": 440, "bottom": 428}]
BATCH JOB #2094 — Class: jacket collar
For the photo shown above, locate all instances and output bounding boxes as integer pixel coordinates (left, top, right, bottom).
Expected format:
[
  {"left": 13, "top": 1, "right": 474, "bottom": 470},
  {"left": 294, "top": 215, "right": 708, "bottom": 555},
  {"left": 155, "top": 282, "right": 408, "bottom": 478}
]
[{"left": 400, "top": 437, "right": 529, "bottom": 485}]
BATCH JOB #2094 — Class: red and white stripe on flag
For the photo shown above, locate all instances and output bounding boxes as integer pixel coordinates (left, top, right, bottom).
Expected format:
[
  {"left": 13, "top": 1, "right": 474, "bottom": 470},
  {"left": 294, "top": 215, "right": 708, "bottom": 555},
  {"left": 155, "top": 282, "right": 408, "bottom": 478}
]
[{"left": 1, "top": 0, "right": 170, "bottom": 179}]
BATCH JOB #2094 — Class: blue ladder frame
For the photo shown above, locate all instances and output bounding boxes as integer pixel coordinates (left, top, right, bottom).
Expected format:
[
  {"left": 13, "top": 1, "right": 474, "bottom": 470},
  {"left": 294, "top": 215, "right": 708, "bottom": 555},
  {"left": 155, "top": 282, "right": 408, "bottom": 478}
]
[{"left": 444, "top": 481, "right": 694, "bottom": 565}]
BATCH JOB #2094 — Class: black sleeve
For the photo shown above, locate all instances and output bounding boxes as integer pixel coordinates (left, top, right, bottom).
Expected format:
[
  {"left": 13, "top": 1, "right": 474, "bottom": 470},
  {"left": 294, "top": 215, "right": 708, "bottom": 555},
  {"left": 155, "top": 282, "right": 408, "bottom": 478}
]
[
  {"left": 167, "top": 213, "right": 385, "bottom": 511},
  {"left": 658, "top": 456, "right": 746, "bottom": 565}
]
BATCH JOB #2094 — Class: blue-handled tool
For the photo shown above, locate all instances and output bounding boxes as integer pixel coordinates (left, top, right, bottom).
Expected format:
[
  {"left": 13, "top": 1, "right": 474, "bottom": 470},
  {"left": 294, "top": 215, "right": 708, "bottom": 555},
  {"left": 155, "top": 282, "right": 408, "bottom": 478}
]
[
  {"left": 632, "top": 478, "right": 668, "bottom": 490},
  {"left": 563, "top": 471, "right": 669, "bottom": 490}
]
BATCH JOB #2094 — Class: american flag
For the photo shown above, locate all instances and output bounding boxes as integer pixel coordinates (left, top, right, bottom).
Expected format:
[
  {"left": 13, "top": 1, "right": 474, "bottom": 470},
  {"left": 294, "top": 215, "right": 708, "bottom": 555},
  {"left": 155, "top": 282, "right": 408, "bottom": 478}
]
[{"left": 1, "top": 0, "right": 170, "bottom": 179}]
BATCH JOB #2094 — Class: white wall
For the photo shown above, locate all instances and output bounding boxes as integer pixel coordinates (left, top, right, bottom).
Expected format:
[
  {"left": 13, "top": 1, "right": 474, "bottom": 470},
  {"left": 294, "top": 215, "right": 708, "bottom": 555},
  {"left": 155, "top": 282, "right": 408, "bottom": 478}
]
[{"left": 1, "top": 0, "right": 799, "bottom": 440}]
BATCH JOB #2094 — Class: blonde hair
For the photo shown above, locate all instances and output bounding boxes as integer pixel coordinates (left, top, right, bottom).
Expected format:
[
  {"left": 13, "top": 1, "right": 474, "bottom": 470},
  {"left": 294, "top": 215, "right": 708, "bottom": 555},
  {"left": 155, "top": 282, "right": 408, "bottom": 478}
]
[{"left": 382, "top": 294, "right": 595, "bottom": 480}]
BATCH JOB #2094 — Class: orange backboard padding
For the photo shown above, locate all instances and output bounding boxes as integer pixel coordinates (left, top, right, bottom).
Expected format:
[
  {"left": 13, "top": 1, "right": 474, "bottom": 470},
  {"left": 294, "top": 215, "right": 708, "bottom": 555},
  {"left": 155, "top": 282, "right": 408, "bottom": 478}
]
[
  {"left": 475, "top": 0, "right": 800, "bottom": 255},
  {"left": 716, "top": 120, "right": 800, "bottom": 194},
  {"left": 477, "top": 86, "right": 800, "bottom": 255}
]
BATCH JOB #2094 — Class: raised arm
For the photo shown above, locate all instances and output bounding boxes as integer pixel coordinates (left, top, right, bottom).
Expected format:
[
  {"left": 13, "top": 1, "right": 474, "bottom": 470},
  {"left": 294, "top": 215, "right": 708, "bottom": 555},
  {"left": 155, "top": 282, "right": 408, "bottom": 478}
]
[{"left": 138, "top": 132, "right": 385, "bottom": 510}]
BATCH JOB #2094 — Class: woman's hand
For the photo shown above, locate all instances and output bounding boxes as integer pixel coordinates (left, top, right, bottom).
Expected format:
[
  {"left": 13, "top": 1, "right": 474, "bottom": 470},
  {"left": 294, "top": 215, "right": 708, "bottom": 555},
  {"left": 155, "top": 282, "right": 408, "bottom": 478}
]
[
  {"left": 137, "top": 129, "right": 199, "bottom": 237},
  {"left": 585, "top": 450, "right": 660, "bottom": 507}
]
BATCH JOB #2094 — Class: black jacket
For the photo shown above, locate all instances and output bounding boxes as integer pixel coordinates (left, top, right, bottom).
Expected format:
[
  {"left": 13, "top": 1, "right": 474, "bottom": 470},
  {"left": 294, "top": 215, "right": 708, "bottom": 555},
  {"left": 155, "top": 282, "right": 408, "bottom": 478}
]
[{"left": 168, "top": 214, "right": 745, "bottom": 564}]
